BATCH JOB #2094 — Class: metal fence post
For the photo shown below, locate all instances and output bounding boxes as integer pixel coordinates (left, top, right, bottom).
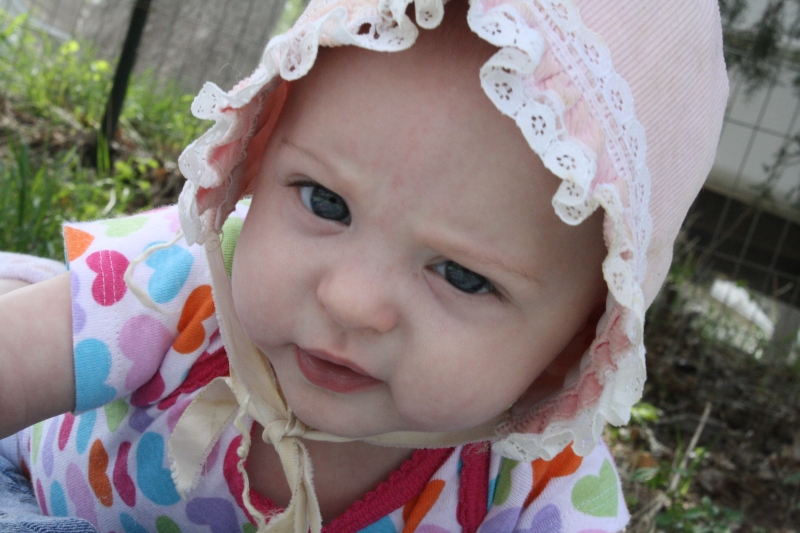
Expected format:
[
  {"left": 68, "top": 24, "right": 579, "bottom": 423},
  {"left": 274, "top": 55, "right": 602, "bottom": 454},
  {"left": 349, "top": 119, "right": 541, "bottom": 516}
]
[{"left": 99, "top": 0, "right": 152, "bottom": 154}]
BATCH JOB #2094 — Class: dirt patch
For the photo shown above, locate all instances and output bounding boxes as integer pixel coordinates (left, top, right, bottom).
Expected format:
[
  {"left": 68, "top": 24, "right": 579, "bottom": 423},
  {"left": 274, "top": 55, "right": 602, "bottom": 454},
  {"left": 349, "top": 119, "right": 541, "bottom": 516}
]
[{"left": 609, "top": 281, "right": 800, "bottom": 532}]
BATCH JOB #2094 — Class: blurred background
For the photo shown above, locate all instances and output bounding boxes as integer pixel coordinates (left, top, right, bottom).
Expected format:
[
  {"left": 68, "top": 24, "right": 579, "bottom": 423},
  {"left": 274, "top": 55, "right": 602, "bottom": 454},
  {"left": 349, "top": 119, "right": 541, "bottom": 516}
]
[{"left": 0, "top": 0, "right": 798, "bottom": 531}]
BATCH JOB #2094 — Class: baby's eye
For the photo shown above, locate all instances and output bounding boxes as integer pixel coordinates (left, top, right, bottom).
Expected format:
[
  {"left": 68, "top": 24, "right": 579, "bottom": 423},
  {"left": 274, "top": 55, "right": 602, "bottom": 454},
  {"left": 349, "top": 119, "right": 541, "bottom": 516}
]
[
  {"left": 432, "top": 261, "right": 495, "bottom": 295},
  {"left": 297, "top": 183, "right": 351, "bottom": 224}
]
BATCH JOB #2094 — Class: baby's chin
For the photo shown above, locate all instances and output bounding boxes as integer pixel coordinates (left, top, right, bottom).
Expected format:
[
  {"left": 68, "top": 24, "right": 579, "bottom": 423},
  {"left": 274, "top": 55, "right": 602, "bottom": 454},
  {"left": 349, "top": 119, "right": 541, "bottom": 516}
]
[
  {"left": 285, "top": 394, "right": 424, "bottom": 439},
  {"left": 288, "top": 398, "right": 496, "bottom": 441},
  {"left": 291, "top": 408, "right": 401, "bottom": 440}
]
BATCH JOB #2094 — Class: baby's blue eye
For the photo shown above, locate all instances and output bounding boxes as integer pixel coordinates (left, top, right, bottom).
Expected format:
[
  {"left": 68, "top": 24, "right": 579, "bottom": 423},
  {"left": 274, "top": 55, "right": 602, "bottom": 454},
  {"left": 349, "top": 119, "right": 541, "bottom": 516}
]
[
  {"left": 299, "top": 184, "right": 351, "bottom": 224},
  {"left": 433, "top": 261, "right": 494, "bottom": 295}
]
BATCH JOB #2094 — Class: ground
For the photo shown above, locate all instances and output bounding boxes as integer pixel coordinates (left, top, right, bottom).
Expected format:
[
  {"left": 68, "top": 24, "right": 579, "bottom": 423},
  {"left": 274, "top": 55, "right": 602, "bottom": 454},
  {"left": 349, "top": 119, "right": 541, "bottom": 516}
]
[{"left": 607, "top": 280, "right": 800, "bottom": 533}]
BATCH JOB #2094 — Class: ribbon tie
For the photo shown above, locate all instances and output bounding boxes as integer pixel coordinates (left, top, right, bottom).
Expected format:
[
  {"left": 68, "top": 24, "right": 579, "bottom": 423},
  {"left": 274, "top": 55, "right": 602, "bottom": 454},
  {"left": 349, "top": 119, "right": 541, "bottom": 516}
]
[{"left": 168, "top": 232, "right": 500, "bottom": 533}]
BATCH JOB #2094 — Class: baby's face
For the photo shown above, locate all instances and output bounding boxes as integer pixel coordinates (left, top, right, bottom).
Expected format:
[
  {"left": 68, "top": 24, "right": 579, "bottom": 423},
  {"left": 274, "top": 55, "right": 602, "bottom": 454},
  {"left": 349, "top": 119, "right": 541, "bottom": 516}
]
[{"left": 232, "top": 33, "right": 607, "bottom": 438}]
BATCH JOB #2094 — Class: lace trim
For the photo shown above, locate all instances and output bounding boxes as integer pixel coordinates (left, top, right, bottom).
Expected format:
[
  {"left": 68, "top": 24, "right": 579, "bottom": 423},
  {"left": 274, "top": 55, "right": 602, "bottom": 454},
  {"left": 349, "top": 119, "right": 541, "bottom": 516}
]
[
  {"left": 177, "top": 0, "right": 651, "bottom": 463},
  {"left": 466, "top": 0, "right": 650, "bottom": 460}
]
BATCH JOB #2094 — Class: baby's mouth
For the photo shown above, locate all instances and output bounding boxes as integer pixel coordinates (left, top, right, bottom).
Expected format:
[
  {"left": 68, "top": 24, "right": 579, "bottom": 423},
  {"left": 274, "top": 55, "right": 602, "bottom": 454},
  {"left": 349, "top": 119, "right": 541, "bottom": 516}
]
[{"left": 294, "top": 346, "right": 382, "bottom": 394}]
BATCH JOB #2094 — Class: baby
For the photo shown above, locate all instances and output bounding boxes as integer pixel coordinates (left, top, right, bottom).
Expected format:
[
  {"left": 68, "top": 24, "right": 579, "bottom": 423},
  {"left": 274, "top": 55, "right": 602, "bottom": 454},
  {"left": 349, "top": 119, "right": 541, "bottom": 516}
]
[{"left": 0, "top": 0, "right": 728, "bottom": 532}]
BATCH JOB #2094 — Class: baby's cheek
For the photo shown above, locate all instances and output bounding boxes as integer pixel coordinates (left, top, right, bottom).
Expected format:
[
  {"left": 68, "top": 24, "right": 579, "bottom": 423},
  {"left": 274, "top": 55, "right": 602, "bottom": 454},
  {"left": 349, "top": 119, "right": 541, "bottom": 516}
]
[{"left": 391, "top": 368, "right": 504, "bottom": 432}]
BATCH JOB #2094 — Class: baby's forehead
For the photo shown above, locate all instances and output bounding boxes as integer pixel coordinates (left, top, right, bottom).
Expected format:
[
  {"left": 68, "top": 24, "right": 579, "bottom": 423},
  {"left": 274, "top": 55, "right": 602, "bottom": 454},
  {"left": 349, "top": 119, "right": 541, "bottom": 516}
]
[
  {"left": 273, "top": 45, "right": 539, "bottom": 193},
  {"left": 291, "top": 1, "right": 496, "bottom": 100}
]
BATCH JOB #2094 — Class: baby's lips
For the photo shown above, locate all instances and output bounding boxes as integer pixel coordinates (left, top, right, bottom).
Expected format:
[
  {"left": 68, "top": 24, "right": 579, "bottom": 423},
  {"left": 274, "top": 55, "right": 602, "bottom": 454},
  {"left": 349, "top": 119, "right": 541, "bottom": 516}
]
[{"left": 294, "top": 346, "right": 382, "bottom": 394}]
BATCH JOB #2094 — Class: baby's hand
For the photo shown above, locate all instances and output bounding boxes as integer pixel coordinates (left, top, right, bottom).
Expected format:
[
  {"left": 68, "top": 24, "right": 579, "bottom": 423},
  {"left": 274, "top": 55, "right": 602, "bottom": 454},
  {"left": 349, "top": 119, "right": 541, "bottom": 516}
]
[{"left": 0, "top": 273, "right": 75, "bottom": 438}]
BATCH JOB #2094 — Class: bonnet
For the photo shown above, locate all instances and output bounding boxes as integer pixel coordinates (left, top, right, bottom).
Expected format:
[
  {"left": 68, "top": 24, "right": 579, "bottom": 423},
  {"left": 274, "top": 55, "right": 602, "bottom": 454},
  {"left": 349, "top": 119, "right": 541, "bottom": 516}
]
[{"left": 169, "top": 0, "right": 729, "bottom": 531}]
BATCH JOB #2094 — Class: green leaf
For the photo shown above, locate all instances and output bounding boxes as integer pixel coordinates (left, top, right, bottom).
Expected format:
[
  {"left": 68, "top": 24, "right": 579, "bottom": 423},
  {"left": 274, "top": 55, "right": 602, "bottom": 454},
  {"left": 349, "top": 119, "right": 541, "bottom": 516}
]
[
  {"left": 630, "top": 467, "right": 659, "bottom": 483},
  {"left": 630, "top": 401, "right": 659, "bottom": 423}
]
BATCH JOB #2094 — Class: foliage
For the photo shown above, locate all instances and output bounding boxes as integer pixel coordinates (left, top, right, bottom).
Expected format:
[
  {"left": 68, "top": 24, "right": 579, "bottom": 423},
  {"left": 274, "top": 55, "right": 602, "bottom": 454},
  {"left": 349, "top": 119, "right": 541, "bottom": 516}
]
[
  {"left": 630, "top": 401, "right": 660, "bottom": 424},
  {"left": 0, "top": 13, "right": 112, "bottom": 127},
  {"left": 756, "top": 131, "right": 800, "bottom": 212},
  {"left": 0, "top": 9, "right": 204, "bottom": 259},
  {"left": 719, "top": 0, "right": 800, "bottom": 213},
  {"left": 650, "top": 444, "right": 743, "bottom": 533},
  {"left": 0, "top": 141, "right": 141, "bottom": 259},
  {"left": 718, "top": 0, "right": 749, "bottom": 27},
  {"left": 0, "top": 9, "right": 203, "bottom": 155},
  {"left": 656, "top": 497, "right": 744, "bottom": 533},
  {"left": 274, "top": 0, "right": 310, "bottom": 35},
  {"left": 613, "top": 402, "right": 747, "bottom": 533},
  {"left": 721, "top": 0, "right": 795, "bottom": 95},
  {"left": 118, "top": 72, "right": 204, "bottom": 158}
]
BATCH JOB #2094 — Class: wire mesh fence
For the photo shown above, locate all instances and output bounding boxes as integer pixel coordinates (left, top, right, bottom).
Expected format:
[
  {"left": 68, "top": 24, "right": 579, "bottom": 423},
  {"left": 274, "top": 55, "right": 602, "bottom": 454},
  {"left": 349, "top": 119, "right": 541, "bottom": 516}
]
[
  {"left": 4, "top": 0, "right": 287, "bottom": 93},
  {"left": 658, "top": 44, "right": 800, "bottom": 367},
  {"left": 4, "top": 0, "right": 800, "bottom": 364}
]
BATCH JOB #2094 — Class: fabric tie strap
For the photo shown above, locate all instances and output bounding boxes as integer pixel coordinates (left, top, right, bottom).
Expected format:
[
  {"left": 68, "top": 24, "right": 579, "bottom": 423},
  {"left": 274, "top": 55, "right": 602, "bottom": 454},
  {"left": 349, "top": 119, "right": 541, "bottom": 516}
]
[
  {"left": 169, "top": 373, "right": 324, "bottom": 533},
  {"left": 168, "top": 231, "right": 327, "bottom": 533},
  {"left": 167, "top": 232, "right": 500, "bottom": 533}
]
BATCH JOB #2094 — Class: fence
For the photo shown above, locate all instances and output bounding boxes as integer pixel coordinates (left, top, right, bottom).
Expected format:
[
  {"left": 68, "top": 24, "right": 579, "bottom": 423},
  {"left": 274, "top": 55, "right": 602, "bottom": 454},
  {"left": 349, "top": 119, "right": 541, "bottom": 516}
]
[
  {"left": 668, "top": 43, "right": 800, "bottom": 363},
  {"left": 3, "top": 0, "right": 288, "bottom": 94},
  {"left": 5, "top": 0, "right": 800, "bottom": 362}
]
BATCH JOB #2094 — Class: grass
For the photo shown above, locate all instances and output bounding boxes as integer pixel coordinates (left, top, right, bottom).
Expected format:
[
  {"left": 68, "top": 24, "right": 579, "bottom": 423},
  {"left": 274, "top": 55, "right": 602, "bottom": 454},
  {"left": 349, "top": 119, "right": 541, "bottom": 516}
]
[
  {"left": 0, "top": 11, "right": 205, "bottom": 153},
  {"left": 0, "top": 15, "right": 111, "bottom": 127},
  {"left": 607, "top": 403, "right": 746, "bottom": 533},
  {"left": 0, "top": 140, "right": 135, "bottom": 259},
  {"left": 0, "top": 9, "right": 206, "bottom": 259}
]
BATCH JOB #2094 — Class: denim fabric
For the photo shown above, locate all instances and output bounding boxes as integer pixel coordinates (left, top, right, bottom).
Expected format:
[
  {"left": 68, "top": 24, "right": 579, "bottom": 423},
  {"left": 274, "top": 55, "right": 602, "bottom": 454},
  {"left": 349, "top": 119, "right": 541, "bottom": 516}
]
[{"left": 0, "top": 454, "right": 96, "bottom": 533}]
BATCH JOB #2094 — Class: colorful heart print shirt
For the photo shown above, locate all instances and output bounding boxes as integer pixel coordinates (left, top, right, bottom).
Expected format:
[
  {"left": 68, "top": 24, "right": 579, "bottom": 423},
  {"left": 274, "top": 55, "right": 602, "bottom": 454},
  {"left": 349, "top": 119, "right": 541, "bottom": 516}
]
[{"left": 0, "top": 205, "right": 630, "bottom": 533}]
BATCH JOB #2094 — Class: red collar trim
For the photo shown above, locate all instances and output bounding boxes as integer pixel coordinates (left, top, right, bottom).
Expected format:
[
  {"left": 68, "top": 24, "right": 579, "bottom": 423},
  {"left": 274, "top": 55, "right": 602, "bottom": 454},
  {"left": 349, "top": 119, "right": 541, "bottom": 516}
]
[{"left": 223, "top": 434, "right": 454, "bottom": 533}]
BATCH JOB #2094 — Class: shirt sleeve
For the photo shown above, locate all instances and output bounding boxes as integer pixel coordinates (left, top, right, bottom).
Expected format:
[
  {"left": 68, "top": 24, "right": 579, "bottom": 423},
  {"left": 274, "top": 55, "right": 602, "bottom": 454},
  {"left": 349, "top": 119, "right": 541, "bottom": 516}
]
[
  {"left": 0, "top": 251, "right": 67, "bottom": 284},
  {"left": 65, "top": 206, "right": 222, "bottom": 413},
  {"left": 482, "top": 442, "right": 630, "bottom": 533}
]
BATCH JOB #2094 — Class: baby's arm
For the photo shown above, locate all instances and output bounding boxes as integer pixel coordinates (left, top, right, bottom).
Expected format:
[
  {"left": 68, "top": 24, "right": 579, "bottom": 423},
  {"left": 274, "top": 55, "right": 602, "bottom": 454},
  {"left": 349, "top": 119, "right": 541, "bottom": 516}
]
[
  {"left": 0, "top": 272, "right": 75, "bottom": 438},
  {"left": 0, "top": 279, "right": 31, "bottom": 295}
]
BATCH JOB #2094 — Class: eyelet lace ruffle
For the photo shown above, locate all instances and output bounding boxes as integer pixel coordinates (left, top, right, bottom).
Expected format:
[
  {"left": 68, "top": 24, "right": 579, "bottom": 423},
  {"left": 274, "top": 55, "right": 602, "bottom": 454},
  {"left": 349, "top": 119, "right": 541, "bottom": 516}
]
[{"left": 177, "top": 0, "right": 650, "bottom": 464}]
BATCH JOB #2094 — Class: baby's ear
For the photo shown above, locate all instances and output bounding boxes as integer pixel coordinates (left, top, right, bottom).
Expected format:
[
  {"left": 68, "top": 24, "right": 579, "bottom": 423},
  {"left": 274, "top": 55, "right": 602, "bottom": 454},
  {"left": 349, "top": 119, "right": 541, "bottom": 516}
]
[
  {"left": 512, "top": 300, "right": 606, "bottom": 412},
  {"left": 241, "top": 81, "right": 290, "bottom": 195}
]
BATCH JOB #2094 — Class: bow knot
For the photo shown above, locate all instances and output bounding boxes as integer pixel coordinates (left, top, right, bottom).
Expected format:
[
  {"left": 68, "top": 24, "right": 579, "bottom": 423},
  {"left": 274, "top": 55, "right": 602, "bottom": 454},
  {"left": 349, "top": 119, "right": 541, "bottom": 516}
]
[
  {"left": 264, "top": 413, "right": 308, "bottom": 445},
  {"left": 169, "top": 232, "right": 499, "bottom": 533}
]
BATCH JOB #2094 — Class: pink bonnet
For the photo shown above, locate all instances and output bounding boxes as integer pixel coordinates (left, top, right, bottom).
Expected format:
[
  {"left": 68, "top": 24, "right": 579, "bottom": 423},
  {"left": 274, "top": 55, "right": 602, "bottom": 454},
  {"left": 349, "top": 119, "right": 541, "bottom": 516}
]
[{"left": 175, "top": 0, "right": 729, "bottom": 462}]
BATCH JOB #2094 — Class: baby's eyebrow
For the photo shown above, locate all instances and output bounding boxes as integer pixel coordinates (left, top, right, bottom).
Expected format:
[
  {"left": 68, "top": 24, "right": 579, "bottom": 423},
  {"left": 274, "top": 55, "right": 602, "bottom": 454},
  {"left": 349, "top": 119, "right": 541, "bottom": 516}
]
[{"left": 280, "top": 137, "right": 335, "bottom": 175}]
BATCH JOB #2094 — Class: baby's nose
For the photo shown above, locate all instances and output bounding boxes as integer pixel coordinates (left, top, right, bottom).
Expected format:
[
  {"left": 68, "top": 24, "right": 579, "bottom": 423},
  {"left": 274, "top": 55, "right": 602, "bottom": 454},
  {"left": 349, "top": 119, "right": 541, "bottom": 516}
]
[{"left": 315, "top": 264, "right": 400, "bottom": 333}]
